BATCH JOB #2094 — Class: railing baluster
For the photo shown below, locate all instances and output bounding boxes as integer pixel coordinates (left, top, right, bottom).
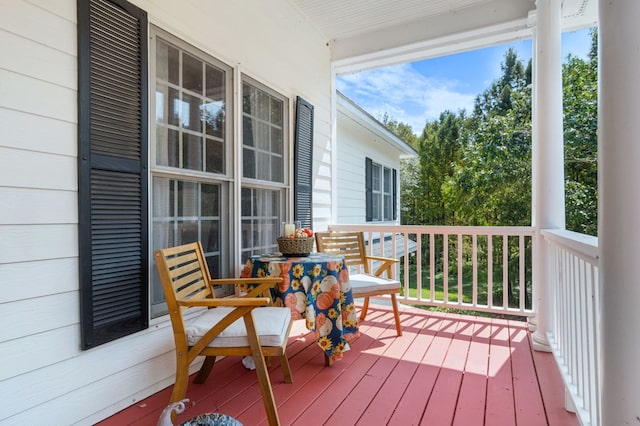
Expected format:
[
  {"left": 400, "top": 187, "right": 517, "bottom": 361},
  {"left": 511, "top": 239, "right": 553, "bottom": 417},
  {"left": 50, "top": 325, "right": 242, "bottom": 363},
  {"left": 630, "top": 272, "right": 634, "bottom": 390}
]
[
  {"left": 519, "top": 234, "right": 525, "bottom": 311},
  {"left": 430, "top": 232, "right": 435, "bottom": 303},
  {"left": 472, "top": 233, "right": 478, "bottom": 307},
  {"left": 503, "top": 234, "right": 508, "bottom": 310},
  {"left": 488, "top": 234, "right": 493, "bottom": 308},
  {"left": 457, "top": 233, "right": 463, "bottom": 304}
]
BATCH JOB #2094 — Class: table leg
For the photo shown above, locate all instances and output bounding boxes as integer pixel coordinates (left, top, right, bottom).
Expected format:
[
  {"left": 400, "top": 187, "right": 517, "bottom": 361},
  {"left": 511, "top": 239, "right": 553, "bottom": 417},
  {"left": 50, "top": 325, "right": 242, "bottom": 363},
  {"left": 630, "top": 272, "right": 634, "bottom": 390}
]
[{"left": 324, "top": 353, "right": 334, "bottom": 366}]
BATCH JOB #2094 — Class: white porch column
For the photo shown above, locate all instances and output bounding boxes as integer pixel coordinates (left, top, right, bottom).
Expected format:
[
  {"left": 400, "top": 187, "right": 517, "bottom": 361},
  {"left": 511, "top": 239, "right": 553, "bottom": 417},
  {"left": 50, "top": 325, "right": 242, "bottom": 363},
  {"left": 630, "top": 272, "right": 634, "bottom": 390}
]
[
  {"left": 599, "top": 1, "right": 640, "bottom": 424},
  {"left": 531, "top": 0, "right": 565, "bottom": 352}
]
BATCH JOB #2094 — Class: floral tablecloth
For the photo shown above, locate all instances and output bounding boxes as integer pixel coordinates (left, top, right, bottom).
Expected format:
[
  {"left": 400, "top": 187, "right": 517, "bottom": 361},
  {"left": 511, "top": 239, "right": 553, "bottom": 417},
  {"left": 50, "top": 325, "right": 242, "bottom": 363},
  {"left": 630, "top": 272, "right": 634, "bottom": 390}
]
[{"left": 240, "top": 253, "right": 360, "bottom": 363}]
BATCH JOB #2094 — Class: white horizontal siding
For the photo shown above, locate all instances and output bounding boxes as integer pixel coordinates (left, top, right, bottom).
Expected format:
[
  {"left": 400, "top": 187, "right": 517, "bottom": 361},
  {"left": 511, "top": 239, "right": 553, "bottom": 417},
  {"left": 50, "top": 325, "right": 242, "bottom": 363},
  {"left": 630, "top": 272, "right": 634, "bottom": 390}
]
[
  {"left": 0, "top": 188, "right": 77, "bottom": 225},
  {"left": 2, "top": 292, "right": 78, "bottom": 342},
  {"left": 0, "top": 148, "right": 76, "bottom": 190},
  {"left": 0, "top": 258, "right": 77, "bottom": 303},
  {"left": 0, "top": 109, "right": 76, "bottom": 155},
  {"left": 0, "top": 69, "right": 76, "bottom": 122},
  {"left": 1, "top": 324, "right": 176, "bottom": 425},
  {"left": 0, "top": 0, "right": 76, "bottom": 55},
  {"left": 0, "top": 224, "right": 77, "bottom": 263},
  {"left": 0, "top": 29, "right": 77, "bottom": 89},
  {"left": 1, "top": 325, "right": 80, "bottom": 381}
]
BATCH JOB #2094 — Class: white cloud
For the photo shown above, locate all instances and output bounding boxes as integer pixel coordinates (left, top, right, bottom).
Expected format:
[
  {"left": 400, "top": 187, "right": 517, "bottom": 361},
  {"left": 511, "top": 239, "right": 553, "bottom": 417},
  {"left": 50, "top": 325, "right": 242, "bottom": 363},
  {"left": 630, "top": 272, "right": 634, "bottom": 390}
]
[{"left": 337, "top": 63, "right": 475, "bottom": 135}]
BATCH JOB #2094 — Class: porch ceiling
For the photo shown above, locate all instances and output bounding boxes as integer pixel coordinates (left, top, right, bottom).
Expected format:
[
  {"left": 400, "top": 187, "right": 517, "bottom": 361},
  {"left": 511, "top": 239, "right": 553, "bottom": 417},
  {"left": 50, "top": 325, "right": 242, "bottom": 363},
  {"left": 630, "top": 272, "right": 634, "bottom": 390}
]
[{"left": 289, "top": 0, "right": 598, "bottom": 73}]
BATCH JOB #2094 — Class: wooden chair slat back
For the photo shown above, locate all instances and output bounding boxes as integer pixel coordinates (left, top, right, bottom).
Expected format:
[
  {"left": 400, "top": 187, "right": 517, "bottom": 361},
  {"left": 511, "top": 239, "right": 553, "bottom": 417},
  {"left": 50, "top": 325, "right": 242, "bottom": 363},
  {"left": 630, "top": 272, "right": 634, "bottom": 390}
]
[
  {"left": 154, "top": 242, "right": 215, "bottom": 316},
  {"left": 315, "top": 231, "right": 370, "bottom": 273}
]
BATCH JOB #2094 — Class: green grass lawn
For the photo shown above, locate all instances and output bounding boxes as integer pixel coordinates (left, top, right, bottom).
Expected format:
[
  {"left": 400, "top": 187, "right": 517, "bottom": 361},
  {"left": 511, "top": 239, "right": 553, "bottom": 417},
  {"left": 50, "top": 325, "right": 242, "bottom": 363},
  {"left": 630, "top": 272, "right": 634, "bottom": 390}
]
[{"left": 398, "top": 261, "right": 530, "bottom": 309}]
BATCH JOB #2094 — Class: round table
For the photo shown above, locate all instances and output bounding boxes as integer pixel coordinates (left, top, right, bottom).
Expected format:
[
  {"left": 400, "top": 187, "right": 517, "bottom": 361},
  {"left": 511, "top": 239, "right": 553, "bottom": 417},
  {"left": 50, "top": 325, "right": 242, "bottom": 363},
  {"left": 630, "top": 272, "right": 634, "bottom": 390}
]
[{"left": 240, "top": 253, "right": 360, "bottom": 363}]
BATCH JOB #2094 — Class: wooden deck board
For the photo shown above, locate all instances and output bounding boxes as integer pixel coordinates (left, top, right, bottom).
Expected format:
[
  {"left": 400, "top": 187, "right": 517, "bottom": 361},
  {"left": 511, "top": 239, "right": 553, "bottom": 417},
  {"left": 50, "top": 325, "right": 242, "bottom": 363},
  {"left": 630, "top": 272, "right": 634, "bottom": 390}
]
[
  {"left": 97, "top": 305, "right": 579, "bottom": 426},
  {"left": 452, "top": 319, "right": 490, "bottom": 426}
]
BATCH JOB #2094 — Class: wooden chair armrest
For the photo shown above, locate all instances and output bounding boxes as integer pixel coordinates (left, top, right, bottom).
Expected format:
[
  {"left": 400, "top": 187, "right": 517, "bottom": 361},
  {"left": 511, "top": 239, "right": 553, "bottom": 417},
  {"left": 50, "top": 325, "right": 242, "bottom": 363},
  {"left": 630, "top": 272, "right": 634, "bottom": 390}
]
[
  {"left": 211, "top": 277, "right": 282, "bottom": 299},
  {"left": 366, "top": 255, "right": 399, "bottom": 263},
  {"left": 177, "top": 297, "right": 272, "bottom": 308},
  {"left": 365, "top": 255, "right": 399, "bottom": 278}
]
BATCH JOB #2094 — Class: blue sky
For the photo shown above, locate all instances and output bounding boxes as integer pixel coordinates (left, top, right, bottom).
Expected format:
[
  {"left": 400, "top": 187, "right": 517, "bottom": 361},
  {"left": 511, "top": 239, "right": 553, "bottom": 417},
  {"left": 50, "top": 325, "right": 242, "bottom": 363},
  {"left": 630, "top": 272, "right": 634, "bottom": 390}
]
[{"left": 336, "top": 27, "right": 594, "bottom": 135}]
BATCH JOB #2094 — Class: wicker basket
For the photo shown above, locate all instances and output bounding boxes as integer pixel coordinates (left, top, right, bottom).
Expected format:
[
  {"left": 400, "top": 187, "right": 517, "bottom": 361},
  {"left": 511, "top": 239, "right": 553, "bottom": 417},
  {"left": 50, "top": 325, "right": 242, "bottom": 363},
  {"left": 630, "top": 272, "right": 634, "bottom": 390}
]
[{"left": 277, "top": 237, "right": 314, "bottom": 256}]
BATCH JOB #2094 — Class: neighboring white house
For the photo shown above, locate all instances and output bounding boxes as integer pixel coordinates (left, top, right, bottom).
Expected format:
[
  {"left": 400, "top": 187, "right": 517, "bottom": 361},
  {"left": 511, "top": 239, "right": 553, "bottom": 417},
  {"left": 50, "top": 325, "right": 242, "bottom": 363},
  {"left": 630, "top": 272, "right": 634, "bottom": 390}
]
[
  {"left": 335, "top": 91, "right": 418, "bottom": 257},
  {"left": 335, "top": 91, "right": 417, "bottom": 225}
]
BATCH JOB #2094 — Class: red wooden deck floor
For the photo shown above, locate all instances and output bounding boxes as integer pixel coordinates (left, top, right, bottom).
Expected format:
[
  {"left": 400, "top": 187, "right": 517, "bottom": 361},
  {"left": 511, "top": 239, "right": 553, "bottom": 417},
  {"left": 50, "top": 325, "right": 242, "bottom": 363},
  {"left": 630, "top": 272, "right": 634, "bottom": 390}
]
[{"left": 98, "top": 304, "right": 577, "bottom": 426}]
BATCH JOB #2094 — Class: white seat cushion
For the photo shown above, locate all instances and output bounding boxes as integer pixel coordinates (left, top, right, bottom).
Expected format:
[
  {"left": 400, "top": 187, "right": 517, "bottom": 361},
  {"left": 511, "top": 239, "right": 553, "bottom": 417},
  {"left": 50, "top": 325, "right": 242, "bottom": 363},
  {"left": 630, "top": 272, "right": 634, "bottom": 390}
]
[
  {"left": 349, "top": 273, "right": 401, "bottom": 295},
  {"left": 186, "top": 306, "right": 291, "bottom": 348}
]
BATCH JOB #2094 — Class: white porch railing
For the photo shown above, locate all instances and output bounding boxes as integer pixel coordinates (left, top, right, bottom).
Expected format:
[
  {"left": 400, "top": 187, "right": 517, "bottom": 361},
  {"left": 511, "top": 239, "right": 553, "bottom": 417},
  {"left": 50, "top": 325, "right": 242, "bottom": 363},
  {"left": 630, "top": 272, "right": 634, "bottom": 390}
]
[
  {"left": 329, "top": 224, "right": 535, "bottom": 317},
  {"left": 328, "top": 224, "right": 601, "bottom": 426},
  {"left": 543, "top": 229, "right": 600, "bottom": 426}
]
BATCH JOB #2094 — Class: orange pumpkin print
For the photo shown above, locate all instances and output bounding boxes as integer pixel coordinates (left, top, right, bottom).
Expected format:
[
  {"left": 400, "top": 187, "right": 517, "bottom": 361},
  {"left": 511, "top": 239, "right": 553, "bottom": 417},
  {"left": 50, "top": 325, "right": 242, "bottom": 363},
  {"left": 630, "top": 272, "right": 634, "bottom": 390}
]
[{"left": 316, "top": 291, "right": 335, "bottom": 310}]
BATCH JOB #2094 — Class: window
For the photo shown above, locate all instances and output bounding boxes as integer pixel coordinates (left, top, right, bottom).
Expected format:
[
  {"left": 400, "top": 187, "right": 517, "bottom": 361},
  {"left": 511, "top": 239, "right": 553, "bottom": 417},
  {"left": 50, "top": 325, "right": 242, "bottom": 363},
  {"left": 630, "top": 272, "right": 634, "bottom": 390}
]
[
  {"left": 150, "top": 28, "right": 234, "bottom": 317},
  {"left": 366, "top": 157, "right": 397, "bottom": 222},
  {"left": 240, "top": 78, "right": 289, "bottom": 262}
]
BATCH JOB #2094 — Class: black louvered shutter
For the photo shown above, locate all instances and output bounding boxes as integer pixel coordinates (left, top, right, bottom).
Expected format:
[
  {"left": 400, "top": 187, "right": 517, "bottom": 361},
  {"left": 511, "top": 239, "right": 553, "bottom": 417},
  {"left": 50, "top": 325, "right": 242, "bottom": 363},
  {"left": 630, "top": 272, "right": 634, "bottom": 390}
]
[
  {"left": 78, "top": 0, "right": 149, "bottom": 349},
  {"left": 294, "top": 97, "right": 314, "bottom": 229},
  {"left": 365, "top": 157, "right": 373, "bottom": 221},
  {"left": 393, "top": 168, "right": 398, "bottom": 220}
]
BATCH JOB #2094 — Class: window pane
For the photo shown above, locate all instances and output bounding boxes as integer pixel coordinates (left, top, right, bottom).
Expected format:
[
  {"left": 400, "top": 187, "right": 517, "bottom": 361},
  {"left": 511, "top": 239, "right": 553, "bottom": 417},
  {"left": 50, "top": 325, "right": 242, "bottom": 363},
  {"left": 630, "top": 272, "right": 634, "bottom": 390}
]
[
  {"left": 168, "top": 87, "right": 180, "bottom": 126},
  {"left": 243, "top": 147, "right": 255, "bottom": 178},
  {"left": 201, "top": 183, "right": 219, "bottom": 216},
  {"left": 243, "top": 116, "right": 254, "bottom": 147},
  {"left": 384, "top": 168, "right": 391, "bottom": 192},
  {"left": 158, "top": 128, "right": 179, "bottom": 167},
  {"left": 156, "top": 39, "right": 179, "bottom": 85},
  {"left": 182, "top": 53, "right": 203, "bottom": 93},
  {"left": 182, "top": 93, "right": 203, "bottom": 132},
  {"left": 204, "top": 64, "right": 225, "bottom": 139},
  {"left": 271, "top": 127, "right": 283, "bottom": 155},
  {"left": 206, "top": 138, "right": 224, "bottom": 174},
  {"left": 384, "top": 194, "right": 392, "bottom": 220},
  {"left": 183, "top": 133, "right": 203, "bottom": 171},
  {"left": 372, "top": 164, "right": 381, "bottom": 191},
  {"left": 270, "top": 97, "right": 282, "bottom": 126},
  {"left": 242, "top": 83, "right": 255, "bottom": 114},
  {"left": 373, "top": 193, "right": 381, "bottom": 221},
  {"left": 204, "top": 101, "right": 224, "bottom": 138}
]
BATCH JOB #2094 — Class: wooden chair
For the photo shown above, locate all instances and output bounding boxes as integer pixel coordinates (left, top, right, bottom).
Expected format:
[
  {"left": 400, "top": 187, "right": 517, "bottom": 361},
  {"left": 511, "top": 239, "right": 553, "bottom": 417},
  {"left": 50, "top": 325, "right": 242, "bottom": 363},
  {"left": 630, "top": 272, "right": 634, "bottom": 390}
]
[
  {"left": 315, "top": 231, "right": 403, "bottom": 336},
  {"left": 154, "top": 242, "right": 293, "bottom": 426}
]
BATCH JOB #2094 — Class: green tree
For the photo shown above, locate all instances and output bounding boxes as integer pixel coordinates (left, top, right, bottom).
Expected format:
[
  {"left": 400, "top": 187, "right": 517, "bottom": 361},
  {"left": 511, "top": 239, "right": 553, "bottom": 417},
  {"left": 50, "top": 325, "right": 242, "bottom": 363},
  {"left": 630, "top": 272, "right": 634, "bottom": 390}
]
[
  {"left": 444, "top": 49, "right": 532, "bottom": 226},
  {"left": 563, "top": 29, "right": 598, "bottom": 236},
  {"left": 418, "top": 110, "right": 465, "bottom": 225}
]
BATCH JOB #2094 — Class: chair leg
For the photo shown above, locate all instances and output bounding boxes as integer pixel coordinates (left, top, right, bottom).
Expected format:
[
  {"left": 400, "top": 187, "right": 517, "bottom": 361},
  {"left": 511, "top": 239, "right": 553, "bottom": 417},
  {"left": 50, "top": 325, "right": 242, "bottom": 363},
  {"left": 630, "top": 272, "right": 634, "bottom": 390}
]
[
  {"left": 245, "top": 315, "right": 280, "bottom": 426},
  {"left": 194, "top": 355, "right": 216, "bottom": 384},
  {"left": 360, "top": 296, "right": 370, "bottom": 321},
  {"left": 391, "top": 293, "right": 402, "bottom": 336},
  {"left": 280, "top": 354, "right": 293, "bottom": 383},
  {"left": 169, "top": 355, "right": 190, "bottom": 421}
]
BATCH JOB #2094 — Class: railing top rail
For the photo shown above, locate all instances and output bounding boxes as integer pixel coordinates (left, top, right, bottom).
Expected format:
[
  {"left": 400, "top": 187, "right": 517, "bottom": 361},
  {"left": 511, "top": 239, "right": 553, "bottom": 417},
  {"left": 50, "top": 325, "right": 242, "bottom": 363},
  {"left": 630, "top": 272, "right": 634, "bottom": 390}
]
[
  {"left": 542, "top": 228, "right": 599, "bottom": 261},
  {"left": 329, "top": 224, "right": 535, "bottom": 236}
]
